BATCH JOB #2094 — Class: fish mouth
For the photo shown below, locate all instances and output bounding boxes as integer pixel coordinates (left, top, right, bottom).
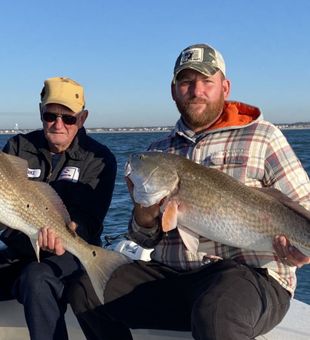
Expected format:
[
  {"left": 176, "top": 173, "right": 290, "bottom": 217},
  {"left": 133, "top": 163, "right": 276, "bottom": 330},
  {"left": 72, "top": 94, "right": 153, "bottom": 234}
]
[
  {"left": 124, "top": 156, "right": 160, "bottom": 188},
  {"left": 124, "top": 153, "right": 142, "bottom": 177}
]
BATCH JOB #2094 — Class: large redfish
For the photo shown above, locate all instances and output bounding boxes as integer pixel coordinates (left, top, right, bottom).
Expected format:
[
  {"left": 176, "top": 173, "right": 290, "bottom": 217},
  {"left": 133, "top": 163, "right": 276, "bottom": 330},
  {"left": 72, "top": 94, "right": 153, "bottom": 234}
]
[
  {"left": 125, "top": 152, "right": 310, "bottom": 255},
  {"left": 0, "top": 152, "right": 131, "bottom": 304}
]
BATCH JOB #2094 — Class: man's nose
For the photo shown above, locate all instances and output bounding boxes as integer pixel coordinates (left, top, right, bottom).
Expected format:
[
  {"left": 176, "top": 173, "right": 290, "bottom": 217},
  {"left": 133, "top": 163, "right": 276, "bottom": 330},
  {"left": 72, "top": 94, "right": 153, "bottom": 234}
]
[
  {"left": 190, "top": 81, "right": 205, "bottom": 97},
  {"left": 54, "top": 116, "right": 65, "bottom": 128}
]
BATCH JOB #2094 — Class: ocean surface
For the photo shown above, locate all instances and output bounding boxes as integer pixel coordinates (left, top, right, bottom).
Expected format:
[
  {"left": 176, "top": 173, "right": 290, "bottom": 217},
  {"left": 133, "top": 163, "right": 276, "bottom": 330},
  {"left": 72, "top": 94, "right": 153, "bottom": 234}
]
[{"left": 0, "top": 129, "right": 309, "bottom": 305}]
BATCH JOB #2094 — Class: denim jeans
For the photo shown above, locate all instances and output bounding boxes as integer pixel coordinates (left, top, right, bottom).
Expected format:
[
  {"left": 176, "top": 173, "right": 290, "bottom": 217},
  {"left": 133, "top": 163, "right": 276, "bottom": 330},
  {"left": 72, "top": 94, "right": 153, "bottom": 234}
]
[{"left": 0, "top": 249, "right": 83, "bottom": 340}]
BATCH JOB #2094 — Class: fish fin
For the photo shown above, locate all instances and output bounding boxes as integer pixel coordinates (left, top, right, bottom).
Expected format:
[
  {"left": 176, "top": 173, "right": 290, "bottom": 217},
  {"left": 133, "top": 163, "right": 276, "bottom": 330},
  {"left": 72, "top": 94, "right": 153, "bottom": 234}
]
[
  {"left": 177, "top": 226, "right": 200, "bottom": 254},
  {"left": 257, "top": 188, "right": 310, "bottom": 221},
  {"left": 162, "top": 200, "right": 178, "bottom": 232},
  {"left": 31, "top": 181, "right": 71, "bottom": 224},
  {"left": 80, "top": 245, "right": 132, "bottom": 304},
  {"left": 29, "top": 237, "right": 40, "bottom": 262}
]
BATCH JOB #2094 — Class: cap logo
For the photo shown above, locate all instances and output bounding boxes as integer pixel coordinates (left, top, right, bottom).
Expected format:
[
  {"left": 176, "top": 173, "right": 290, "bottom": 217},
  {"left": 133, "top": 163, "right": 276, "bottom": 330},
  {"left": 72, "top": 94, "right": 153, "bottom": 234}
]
[{"left": 180, "top": 48, "right": 204, "bottom": 65}]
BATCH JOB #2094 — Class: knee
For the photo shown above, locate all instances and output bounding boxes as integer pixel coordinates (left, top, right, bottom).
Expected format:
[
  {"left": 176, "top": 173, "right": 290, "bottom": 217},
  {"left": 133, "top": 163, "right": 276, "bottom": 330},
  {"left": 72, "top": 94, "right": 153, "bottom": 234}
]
[
  {"left": 14, "top": 262, "right": 54, "bottom": 302},
  {"left": 191, "top": 292, "right": 258, "bottom": 339},
  {"left": 20, "top": 262, "right": 48, "bottom": 287}
]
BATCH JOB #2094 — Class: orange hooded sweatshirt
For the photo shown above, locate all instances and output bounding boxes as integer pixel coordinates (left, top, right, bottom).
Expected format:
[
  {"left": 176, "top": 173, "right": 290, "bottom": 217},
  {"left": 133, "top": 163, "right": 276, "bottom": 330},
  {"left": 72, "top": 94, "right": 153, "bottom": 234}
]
[{"left": 208, "top": 101, "right": 261, "bottom": 131}]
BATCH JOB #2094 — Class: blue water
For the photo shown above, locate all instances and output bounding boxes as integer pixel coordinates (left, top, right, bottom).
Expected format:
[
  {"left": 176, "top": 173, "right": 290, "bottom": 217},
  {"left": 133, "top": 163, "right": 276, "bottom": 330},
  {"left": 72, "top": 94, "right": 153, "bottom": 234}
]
[{"left": 0, "top": 129, "right": 309, "bottom": 304}]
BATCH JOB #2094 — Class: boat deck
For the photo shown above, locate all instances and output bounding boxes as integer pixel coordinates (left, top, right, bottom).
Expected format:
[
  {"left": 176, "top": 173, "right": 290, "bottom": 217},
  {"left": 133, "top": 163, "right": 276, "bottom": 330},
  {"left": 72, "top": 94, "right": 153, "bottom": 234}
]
[{"left": 0, "top": 298, "right": 309, "bottom": 340}]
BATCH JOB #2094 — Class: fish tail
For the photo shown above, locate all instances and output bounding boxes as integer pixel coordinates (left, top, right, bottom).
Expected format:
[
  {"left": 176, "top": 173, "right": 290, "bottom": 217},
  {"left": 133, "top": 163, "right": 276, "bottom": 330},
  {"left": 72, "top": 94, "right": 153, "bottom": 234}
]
[{"left": 80, "top": 246, "right": 132, "bottom": 304}]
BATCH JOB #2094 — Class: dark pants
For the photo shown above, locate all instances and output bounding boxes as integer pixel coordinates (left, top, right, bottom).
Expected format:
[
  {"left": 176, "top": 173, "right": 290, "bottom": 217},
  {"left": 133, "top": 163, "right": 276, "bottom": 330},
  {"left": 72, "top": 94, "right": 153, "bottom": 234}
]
[
  {"left": 0, "top": 248, "right": 83, "bottom": 340},
  {"left": 69, "top": 259, "right": 290, "bottom": 340}
]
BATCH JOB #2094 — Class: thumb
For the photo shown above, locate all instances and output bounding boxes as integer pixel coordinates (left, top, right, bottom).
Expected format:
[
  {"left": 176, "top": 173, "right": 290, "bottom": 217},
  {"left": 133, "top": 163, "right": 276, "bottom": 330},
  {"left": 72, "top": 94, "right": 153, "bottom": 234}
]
[{"left": 68, "top": 221, "right": 78, "bottom": 232}]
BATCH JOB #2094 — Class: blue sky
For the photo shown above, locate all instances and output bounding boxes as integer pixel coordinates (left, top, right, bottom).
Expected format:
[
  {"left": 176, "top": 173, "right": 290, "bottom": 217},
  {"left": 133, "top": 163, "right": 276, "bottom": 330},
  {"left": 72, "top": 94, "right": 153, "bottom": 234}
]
[{"left": 1, "top": 0, "right": 309, "bottom": 129}]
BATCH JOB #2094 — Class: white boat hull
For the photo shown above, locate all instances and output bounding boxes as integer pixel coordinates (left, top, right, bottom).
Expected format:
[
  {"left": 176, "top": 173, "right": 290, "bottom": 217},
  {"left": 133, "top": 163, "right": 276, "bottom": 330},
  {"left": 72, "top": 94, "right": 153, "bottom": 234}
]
[{"left": 0, "top": 295, "right": 309, "bottom": 339}]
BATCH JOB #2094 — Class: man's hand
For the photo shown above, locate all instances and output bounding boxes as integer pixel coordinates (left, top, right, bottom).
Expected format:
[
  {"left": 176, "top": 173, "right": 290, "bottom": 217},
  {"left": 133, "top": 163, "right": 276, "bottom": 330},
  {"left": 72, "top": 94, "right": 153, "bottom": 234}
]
[
  {"left": 38, "top": 222, "right": 77, "bottom": 256},
  {"left": 125, "top": 177, "right": 161, "bottom": 228},
  {"left": 273, "top": 235, "right": 310, "bottom": 268}
]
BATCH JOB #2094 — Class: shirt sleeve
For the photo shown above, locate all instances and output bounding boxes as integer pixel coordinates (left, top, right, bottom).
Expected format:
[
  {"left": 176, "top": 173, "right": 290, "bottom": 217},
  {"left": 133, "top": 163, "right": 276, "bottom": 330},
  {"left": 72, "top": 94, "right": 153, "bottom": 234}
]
[
  {"left": 264, "top": 127, "right": 310, "bottom": 210},
  {"left": 128, "top": 214, "right": 163, "bottom": 248}
]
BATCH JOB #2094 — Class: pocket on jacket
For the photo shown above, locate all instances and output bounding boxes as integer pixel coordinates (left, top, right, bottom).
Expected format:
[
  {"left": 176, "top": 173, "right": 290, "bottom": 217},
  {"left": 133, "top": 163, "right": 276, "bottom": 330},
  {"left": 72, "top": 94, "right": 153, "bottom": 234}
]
[{"left": 207, "top": 150, "right": 264, "bottom": 184}]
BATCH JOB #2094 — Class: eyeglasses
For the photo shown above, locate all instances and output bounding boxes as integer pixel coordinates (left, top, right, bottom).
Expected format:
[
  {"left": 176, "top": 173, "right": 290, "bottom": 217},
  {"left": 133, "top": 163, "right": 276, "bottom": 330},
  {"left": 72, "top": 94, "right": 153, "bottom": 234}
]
[{"left": 42, "top": 112, "right": 81, "bottom": 125}]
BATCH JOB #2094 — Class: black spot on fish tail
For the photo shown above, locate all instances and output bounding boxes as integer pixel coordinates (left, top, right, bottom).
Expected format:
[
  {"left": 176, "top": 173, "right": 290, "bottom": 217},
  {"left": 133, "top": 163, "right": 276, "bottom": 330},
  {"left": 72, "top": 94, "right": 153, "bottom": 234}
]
[{"left": 92, "top": 250, "right": 96, "bottom": 257}]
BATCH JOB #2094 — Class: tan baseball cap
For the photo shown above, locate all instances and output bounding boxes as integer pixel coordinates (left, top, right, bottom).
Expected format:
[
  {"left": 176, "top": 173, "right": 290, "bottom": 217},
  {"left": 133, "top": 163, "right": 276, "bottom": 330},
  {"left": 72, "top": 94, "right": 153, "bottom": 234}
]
[
  {"left": 40, "top": 77, "right": 85, "bottom": 113},
  {"left": 173, "top": 44, "right": 226, "bottom": 83}
]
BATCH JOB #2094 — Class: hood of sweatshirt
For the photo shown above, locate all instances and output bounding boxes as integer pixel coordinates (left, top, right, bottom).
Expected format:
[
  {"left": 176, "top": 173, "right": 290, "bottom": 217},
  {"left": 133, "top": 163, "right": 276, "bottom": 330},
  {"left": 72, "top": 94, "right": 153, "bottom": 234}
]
[{"left": 208, "top": 101, "right": 262, "bottom": 132}]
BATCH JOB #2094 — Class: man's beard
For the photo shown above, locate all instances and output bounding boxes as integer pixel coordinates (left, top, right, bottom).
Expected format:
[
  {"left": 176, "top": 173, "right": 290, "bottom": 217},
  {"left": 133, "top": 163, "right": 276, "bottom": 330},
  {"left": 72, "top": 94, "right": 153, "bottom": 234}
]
[{"left": 175, "top": 94, "right": 225, "bottom": 130}]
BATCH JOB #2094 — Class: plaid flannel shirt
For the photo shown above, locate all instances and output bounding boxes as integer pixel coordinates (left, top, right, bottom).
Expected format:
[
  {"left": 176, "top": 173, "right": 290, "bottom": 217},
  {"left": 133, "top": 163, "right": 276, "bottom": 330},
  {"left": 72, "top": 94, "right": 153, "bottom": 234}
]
[{"left": 129, "top": 102, "right": 310, "bottom": 295}]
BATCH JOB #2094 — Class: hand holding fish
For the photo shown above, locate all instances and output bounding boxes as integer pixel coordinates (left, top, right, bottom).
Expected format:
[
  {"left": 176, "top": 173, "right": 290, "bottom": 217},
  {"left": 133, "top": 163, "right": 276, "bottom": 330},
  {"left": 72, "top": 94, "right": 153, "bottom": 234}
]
[
  {"left": 38, "top": 222, "right": 78, "bottom": 256},
  {"left": 273, "top": 235, "right": 310, "bottom": 268}
]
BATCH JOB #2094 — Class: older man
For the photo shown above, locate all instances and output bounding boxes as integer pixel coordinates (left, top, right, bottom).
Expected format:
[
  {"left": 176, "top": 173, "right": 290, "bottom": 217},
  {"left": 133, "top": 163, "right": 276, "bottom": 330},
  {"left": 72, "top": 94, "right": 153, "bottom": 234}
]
[{"left": 0, "top": 77, "right": 117, "bottom": 340}]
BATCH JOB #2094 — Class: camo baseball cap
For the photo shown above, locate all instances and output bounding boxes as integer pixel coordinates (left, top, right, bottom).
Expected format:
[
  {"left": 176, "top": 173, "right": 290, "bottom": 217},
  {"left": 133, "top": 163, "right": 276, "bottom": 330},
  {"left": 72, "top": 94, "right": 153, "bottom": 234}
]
[
  {"left": 173, "top": 44, "right": 226, "bottom": 83},
  {"left": 40, "top": 77, "right": 85, "bottom": 113}
]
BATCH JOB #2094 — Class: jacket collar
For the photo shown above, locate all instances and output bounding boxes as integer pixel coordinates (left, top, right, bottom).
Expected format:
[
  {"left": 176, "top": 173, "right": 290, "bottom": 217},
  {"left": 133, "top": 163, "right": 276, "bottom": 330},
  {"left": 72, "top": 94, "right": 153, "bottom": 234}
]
[{"left": 65, "top": 127, "right": 88, "bottom": 160}]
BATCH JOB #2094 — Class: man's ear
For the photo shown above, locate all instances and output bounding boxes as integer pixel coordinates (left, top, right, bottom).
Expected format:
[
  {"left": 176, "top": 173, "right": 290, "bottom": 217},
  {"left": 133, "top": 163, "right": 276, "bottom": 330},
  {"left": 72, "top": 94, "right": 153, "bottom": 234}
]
[
  {"left": 223, "top": 79, "right": 231, "bottom": 99},
  {"left": 78, "top": 110, "right": 88, "bottom": 128},
  {"left": 39, "top": 103, "right": 43, "bottom": 121},
  {"left": 171, "top": 82, "right": 176, "bottom": 101}
]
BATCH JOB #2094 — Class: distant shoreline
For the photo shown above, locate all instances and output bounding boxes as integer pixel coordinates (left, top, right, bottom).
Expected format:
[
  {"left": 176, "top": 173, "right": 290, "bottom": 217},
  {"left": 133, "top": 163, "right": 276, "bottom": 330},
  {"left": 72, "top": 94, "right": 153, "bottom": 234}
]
[
  {"left": 0, "top": 124, "right": 309, "bottom": 135},
  {"left": 0, "top": 127, "right": 174, "bottom": 135}
]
